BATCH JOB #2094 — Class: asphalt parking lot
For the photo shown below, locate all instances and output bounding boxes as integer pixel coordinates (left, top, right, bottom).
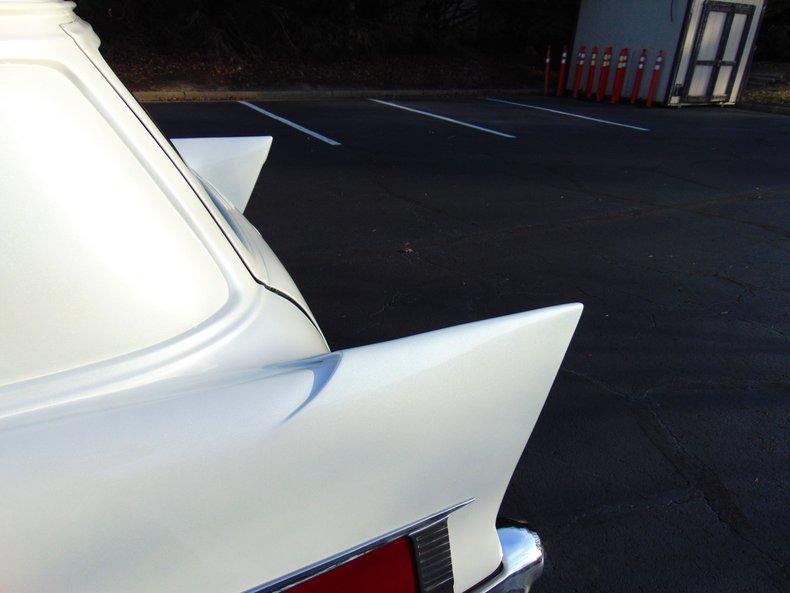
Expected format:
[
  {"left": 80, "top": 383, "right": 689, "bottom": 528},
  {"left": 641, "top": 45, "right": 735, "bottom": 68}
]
[{"left": 146, "top": 96, "right": 789, "bottom": 593}]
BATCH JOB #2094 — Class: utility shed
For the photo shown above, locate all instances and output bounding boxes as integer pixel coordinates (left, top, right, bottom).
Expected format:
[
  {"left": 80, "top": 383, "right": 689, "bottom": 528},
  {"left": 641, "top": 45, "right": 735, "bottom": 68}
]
[{"left": 570, "top": 0, "right": 766, "bottom": 105}]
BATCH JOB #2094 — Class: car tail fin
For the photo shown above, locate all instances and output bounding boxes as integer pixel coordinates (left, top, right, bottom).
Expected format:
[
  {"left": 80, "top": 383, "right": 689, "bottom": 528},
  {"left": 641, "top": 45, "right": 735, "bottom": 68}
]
[
  {"left": 171, "top": 136, "right": 272, "bottom": 212},
  {"left": 282, "top": 302, "right": 583, "bottom": 590}
]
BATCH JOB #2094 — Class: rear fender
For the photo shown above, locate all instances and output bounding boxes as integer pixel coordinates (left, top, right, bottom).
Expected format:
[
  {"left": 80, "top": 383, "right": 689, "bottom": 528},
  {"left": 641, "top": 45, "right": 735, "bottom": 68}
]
[{"left": 0, "top": 304, "right": 582, "bottom": 593}]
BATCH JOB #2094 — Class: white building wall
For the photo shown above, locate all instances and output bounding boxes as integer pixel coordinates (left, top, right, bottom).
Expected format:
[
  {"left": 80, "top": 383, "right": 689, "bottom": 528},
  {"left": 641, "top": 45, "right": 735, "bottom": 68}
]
[{"left": 570, "top": 0, "right": 689, "bottom": 102}]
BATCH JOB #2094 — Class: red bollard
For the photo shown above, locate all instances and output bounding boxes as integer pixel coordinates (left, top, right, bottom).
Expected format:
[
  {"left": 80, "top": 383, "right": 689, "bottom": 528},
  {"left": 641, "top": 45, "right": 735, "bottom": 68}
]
[
  {"left": 585, "top": 46, "right": 599, "bottom": 99},
  {"left": 596, "top": 46, "right": 613, "bottom": 102},
  {"left": 556, "top": 45, "right": 569, "bottom": 97},
  {"left": 572, "top": 46, "right": 587, "bottom": 98},
  {"left": 630, "top": 49, "right": 648, "bottom": 104},
  {"left": 610, "top": 48, "right": 630, "bottom": 104},
  {"left": 543, "top": 46, "right": 551, "bottom": 95},
  {"left": 646, "top": 50, "right": 665, "bottom": 107}
]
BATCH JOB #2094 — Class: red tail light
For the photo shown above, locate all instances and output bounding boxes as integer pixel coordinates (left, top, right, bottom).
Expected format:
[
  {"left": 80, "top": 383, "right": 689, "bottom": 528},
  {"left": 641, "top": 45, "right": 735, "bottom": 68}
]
[{"left": 284, "top": 537, "right": 418, "bottom": 593}]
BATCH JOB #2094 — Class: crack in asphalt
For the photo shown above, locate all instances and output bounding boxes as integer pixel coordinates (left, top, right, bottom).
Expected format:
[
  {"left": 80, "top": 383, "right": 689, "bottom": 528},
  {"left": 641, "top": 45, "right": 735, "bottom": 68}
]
[
  {"left": 561, "top": 368, "right": 790, "bottom": 592},
  {"left": 353, "top": 147, "right": 481, "bottom": 230},
  {"left": 416, "top": 181, "right": 790, "bottom": 255},
  {"left": 549, "top": 166, "right": 790, "bottom": 238}
]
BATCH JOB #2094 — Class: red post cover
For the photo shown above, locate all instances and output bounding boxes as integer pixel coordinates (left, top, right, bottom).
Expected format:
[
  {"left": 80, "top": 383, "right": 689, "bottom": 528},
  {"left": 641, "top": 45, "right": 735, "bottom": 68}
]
[
  {"left": 585, "top": 46, "right": 599, "bottom": 99},
  {"left": 544, "top": 46, "right": 552, "bottom": 94},
  {"left": 646, "top": 50, "right": 665, "bottom": 107},
  {"left": 630, "top": 49, "right": 648, "bottom": 104},
  {"left": 596, "top": 46, "right": 613, "bottom": 102},
  {"left": 572, "top": 46, "right": 587, "bottom": 98},
  {"left": 556, "top": 45, "right": 569, "bottom": 97},
  {"left": 610, "top": 48, "right": 630, "bottom": 104}
]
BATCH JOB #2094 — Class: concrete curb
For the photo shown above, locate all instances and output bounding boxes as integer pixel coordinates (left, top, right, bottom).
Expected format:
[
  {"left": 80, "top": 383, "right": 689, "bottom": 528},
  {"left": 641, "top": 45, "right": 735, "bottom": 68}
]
[
  {"left": 736, "top": 102, "right": 790, "bottom": 116},
  {"left": 133, "top": 87, "right": 542, "bottom": 103}
]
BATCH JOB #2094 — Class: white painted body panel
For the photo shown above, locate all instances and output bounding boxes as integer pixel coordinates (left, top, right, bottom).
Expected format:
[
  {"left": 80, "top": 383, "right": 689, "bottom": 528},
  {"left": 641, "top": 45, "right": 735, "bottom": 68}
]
[
  {"left": 0, "top": 63, "right": 229, "bottom": 386},
  {"left": 0, "top": 3, "right": 582, "bottom": 592},
  {"left": 0, "top": 0, "right": 327, "bottom": 388}
]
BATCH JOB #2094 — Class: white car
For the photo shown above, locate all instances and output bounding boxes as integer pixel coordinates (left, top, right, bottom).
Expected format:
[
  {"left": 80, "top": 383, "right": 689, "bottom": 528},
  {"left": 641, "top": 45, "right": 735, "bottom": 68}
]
[{"left": 0, "top": 2, "right": 582, "bottom": 593}]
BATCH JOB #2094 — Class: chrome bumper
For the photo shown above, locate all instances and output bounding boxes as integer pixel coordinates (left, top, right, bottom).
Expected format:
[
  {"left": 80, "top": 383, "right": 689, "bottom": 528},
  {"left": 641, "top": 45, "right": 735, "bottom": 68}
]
[{"left": 467, "top": 520, "right": 544, "bottom": 593}]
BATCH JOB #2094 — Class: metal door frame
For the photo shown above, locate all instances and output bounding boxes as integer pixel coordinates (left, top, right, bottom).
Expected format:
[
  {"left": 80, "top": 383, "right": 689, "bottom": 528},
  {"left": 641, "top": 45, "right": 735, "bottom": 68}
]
[{"left": 682, "top": 1, "right": 755, "bottom": 103}]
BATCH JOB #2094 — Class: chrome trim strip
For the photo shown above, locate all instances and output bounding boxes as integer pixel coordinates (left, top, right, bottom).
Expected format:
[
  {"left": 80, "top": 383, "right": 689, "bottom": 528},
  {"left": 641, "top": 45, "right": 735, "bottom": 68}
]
[
  {"left": 466, "top": 521, "right": 544, "bottom": 593},
  {"left": 244, "top": 498, "right": 475, "bottom": 593}
]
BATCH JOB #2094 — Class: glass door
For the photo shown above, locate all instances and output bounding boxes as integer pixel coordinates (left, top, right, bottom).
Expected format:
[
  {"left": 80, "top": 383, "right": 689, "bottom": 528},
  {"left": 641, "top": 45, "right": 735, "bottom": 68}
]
[{"left": 683, "top": 2, "right": 755, "bottom": 103}]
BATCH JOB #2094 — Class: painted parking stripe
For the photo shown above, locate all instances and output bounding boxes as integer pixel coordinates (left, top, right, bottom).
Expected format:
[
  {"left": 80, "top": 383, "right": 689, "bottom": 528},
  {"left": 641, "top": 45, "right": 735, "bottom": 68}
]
[
  {"left": 486, "top": 97, "right": 650, "bottom": 132},
  {"left": 238, "top": 101, "right": 342, "bottom": 146},
  {"left": 369, "top": 99, "right": 516, "bottom": 139}
]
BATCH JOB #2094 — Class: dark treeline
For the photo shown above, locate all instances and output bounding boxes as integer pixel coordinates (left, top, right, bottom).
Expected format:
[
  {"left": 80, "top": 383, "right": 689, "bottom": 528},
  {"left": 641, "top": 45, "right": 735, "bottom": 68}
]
[
  {"left": 75, "top": 0, "right": 581, "bottom": 59},
  {"left": 759, "top": 0, "right": 790, "bottom": 61},
  {"left": 75, "top": 0, "right": 790, "bottom": 63}
]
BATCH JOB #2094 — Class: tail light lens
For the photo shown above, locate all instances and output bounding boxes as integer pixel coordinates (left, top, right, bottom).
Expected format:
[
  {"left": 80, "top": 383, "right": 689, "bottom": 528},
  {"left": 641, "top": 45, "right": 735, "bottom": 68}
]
[{"left": 284, "top": 537, "right": 418, "bottom": 593}]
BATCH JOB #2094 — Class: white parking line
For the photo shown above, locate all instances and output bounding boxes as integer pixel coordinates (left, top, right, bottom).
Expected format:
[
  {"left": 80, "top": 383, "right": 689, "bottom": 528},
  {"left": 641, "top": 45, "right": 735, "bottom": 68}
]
[
  {"left": 238, "top": 101, "right": 341, "bottom": 146},
  {"left": 486, "top": 97, "right": 650, "bottom": 132},
  {"left": 369, "top": 99, "right": 516, "bottom": 139}
]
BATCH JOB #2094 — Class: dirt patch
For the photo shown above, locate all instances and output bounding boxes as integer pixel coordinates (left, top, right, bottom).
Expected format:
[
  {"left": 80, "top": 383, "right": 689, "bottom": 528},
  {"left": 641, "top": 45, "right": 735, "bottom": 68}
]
[
  {"left": 743, "top": 85, "right": 790, "bottom": 105},
  {"left": 742, "top": 61, "right": 790, "bottom": 106}
]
